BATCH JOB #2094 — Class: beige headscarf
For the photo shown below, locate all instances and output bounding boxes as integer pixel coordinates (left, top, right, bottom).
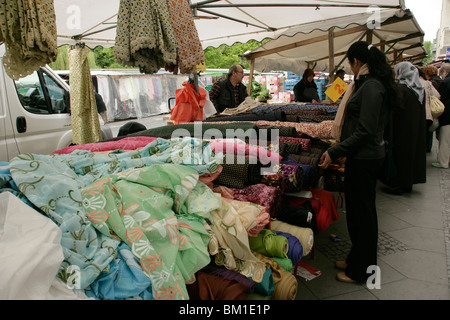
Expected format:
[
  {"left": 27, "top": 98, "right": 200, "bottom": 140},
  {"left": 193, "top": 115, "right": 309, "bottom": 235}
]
[{"left": 331, "top": 63, "right": 370, "bottom": 141}]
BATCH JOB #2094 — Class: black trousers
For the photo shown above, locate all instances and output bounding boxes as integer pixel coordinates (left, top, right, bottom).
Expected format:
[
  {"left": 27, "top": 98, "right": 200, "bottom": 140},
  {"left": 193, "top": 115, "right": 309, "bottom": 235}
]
[{"left": 344, "top": 157, "right": 384, "bottom": 282}]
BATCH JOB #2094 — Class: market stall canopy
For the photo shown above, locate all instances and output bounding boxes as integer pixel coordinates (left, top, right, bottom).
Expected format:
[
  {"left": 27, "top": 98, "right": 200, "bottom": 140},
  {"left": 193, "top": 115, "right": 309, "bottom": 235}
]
[
  {"left": 241, "top": 8, "right": 427, "bottom": 75},
  {"left": 54, "top": 0, "right": 406, "bottom": 49}
]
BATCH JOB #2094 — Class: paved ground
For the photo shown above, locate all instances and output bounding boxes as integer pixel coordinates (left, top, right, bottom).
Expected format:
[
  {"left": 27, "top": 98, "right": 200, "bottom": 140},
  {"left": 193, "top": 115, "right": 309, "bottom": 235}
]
[{"left": 296, "top": 138, "right": 450, "bottom": 300}]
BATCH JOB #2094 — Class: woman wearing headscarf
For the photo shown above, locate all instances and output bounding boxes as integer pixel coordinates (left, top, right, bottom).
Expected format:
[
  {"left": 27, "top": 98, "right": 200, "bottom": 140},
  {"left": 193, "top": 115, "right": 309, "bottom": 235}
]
[
  {"left": 293, "top": 69, "right": 321, "bottom": 103},
  {"left": 318, "top": 41, "right": 398, "bottom": 284},
  {"left": 381, "top": 62, "right": 427, "bottom": 195}
]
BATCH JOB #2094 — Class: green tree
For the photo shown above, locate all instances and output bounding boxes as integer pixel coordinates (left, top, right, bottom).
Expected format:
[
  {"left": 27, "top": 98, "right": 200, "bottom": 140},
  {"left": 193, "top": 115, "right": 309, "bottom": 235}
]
[
  {"left": 49, "top": 45, "right": 100, "bottom": 70},
  {"left": 423, "top": 41, "right": 433, "bottom": 65},
  {"left": 204, "top": 39, "right": 269, "bottom": 69}
]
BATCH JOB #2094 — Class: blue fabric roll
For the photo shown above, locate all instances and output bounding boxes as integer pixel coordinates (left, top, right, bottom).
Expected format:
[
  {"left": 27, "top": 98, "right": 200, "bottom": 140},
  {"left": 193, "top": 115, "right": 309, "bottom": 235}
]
[
  {"left": 250, "top": 267, "right": 274, "bottom": 297},
  {"left": 275, "top": 231, "right": 303, "bottom": 266}
]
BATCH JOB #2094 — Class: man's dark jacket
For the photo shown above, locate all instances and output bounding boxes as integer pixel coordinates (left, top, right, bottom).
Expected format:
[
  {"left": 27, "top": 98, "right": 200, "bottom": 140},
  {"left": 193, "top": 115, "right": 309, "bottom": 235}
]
[{"left": 210, "top": 79, "right": 248, "bottom": 113}]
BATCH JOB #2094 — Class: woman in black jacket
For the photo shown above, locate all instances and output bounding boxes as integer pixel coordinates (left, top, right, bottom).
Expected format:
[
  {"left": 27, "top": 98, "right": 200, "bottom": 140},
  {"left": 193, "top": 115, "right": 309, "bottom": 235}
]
[
  {"left": 319, "top": 41, "right": 398, "bottom": 284},
  {"left": 293, "top": 68, "right": 321, "bottom": 102}
]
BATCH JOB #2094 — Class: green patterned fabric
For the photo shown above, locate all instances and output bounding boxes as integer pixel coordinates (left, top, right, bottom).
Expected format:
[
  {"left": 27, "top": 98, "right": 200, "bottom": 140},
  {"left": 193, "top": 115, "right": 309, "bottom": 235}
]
[
  {"left": 81, "top": 163, "right": 220, "bottom": 300},
  {"left": 9, "top": 137, "right": 222, "bottom": 293}
]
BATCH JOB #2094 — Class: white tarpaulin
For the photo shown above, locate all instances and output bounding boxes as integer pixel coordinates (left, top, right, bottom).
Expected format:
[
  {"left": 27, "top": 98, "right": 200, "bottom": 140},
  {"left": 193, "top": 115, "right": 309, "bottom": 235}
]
[
  {"left": 55, "top": 0, "right": 406, "bottom": 48},
  {"left": 242, "top": 8, "right": 426, "bottom": 74}
]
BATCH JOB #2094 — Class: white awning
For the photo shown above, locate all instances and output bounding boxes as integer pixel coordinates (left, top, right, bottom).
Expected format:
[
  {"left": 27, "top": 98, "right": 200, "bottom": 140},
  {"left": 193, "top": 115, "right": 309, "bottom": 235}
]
[
  {"left": 55, "top": 0, "right": 406, "bottom": 48},
  {"left": 241, "top": 8, "right": 426, "bottom": 74}
]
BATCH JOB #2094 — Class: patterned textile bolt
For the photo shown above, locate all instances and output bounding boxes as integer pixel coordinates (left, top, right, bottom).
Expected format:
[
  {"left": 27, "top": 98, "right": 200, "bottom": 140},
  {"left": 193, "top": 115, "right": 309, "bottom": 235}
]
[
  {"left": 68, "top": 44, "right": 103, "bottom": 145},
  {"left": 165, "top": 0, "right": 205, "bottom": 74},
  {"left": 8, "top": 138, "right": 222, "bottom": 294},
  {"left": 114, "top": 0, "right": 177, "bottom": 73},
  {"left": 81, "top": 164, "right": 220, "bottom": 300},
  {"left": 0, "top": 0, "right": 57, "bottom": 80}
]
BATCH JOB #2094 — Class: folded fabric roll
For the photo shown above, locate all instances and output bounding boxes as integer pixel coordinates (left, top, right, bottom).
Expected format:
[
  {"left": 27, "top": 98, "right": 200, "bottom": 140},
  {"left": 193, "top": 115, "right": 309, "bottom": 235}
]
[
  {"left": 260, "top": 170, "right": 285, "bottom": 196},
  {"left": 127, "top": 122, "right": 260, "bottom": 139},
  {"left": 249, "top": 267, "right": 274, "bottom": 297},
  {"left": 282, "top": 156, "right": 316, "bottom": 188},
  {"left": 215, "top": 155, "right": 262, "bottom": 189},
  {"left": 208, "top": 140, "right": 282, "bottom": 165},
  {"left": 279, "top": 136, "right": 311, "bottom": 152},
  {"left": 52, "top": 136, "right": 158, "bottom": 154},
  {"left": 277, "top": 201, "right": 316, "bottom": 231},
  {"left": 256, "top": 125, "right": 297, "bottom": 138},
  {"left": 289, "top": 153, "right": 321, "bottom": 166},
  {"left": 270, "top": 220, "right": 314, "bottom": 256},
  {"left": 186, "top": 272, "right": 248, "bottom": 300},
  {"left": 273, "top": 257, "right": 293, "bottom": 273},
  {"left": 248, "top": 229, "right": 289, "bottom": 258},
  {"left": 274, "top": 231, "right": 303, "bottom": 266},
  {"left": 204, "top": 111, "right": 286, "bottom": 122},
  {"left": 210, "top": 194, "right": 266, "bottom": 283},
  {"left": 283, "top": 109, "right": 327, "bottom": 116},
  {"left": 202, "top": 263, "right": 256, "bottom": 293},
  {"left": 248, "top": 205, "right": 271, "bottom": 237},
  {"left": 231, "top": 183, "right": 283, "bottom": 218},
  {"left": 252, "top": 251, "right": 298, "bottom": 300},
  {"left": 279, "top": 142, "right": 301, "bottom": 156},
  {"left": 280, "top": 164, "right": 304, "bottom": 193}
]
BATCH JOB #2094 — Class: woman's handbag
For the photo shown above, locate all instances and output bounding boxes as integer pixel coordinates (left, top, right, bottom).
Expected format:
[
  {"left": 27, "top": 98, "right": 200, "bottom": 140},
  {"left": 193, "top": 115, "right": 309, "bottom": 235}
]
[{"left": 430, "top": 95, "right": 445, "bottom": 118}]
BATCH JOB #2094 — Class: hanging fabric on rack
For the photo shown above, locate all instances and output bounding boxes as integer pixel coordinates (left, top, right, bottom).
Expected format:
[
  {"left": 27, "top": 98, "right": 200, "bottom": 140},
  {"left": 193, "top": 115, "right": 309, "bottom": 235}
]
[
  {"left": 68, "top": 43, "right": 103, "bottom": 145},
  {"left": 114, "top": 0, "right": 177, "bottom": 74},
  {"left": 0, "top": 0, "right": 57, "bottom": 80},
  {"left": 165, "top": 0, "right": 205, "bottom": 74}
]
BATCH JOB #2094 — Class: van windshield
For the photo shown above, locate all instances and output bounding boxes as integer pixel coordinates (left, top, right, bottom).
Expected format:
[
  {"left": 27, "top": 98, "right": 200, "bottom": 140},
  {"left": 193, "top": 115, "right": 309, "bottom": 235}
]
[{"left": 14, "top": 69, "right": 69, "bottom": 114}]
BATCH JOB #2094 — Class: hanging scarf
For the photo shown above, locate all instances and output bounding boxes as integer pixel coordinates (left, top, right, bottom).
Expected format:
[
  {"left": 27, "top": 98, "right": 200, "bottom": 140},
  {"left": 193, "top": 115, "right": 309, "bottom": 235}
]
[
  {"left": 68, "top": 44, "right": 103, "bottom": 145},
  {"left": 331, "top": 63, "right": 370, "bottom": 141},
  {"left": 394, "top": 61, "right": 425, "bottom": 104}
]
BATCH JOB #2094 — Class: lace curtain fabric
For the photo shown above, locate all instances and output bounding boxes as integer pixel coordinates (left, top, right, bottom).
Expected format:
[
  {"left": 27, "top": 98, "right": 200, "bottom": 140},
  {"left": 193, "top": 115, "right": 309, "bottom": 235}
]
[
  {"left": 0, "top": 0, "right": 57, "bottom": 80},
  {"left": 114, "top": 0, "right": 204, "bottom": 74}
]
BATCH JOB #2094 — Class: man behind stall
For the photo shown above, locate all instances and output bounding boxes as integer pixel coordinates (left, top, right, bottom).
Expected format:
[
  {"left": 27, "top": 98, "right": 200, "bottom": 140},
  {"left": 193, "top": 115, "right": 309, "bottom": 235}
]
[{"left": 209, "top": 64, "right": 248, "bottom": 113}]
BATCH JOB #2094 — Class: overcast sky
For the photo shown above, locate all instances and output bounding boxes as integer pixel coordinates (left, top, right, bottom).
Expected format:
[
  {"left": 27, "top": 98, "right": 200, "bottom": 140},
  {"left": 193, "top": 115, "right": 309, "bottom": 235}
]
[{"left": 404, "top": 0, "right": 443, "bottom": 41}]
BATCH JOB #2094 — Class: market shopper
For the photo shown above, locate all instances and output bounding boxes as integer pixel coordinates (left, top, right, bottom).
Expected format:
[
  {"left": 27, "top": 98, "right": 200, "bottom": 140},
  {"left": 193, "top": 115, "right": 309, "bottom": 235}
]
[
  {"left": 418, "top": 67, "right": 440, "bottom": 153},
  {"left": 336, "top": 69, "right": 346, "bottom": 80},
  {"left": 381, "top": 62, "right": 426, "bottom": 195},
  {"left": 433, "top": 63, "right": 450, "bottom": 169},
  {"left": 293, "top": 68, "right": 321, "bottom": 103},
  {"left": 209, "top": 64, "right": 248, "bottom": 113},
  {"left": 318, "top": 41, "right": 398, "bottom": 284},
  {"left": 423, "top": 65, "right": 443, "bottom": 90}
]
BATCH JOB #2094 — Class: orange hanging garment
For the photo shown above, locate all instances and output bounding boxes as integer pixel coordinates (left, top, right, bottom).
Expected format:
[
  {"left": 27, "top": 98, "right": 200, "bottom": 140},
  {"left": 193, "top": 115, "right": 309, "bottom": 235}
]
[{"left": 170, "top": 81, "right": 206, "bottom": 124}]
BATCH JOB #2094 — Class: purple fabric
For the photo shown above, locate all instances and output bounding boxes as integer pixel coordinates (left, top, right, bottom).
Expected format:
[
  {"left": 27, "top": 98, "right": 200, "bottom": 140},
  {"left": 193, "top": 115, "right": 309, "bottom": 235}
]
[
  {"left": 202, "top": 264, "right": 256, "bottom": 293},
  {"left": 274, "top": 231, "right": 303, "bottom": 266},
  {"left": 282, "top": 156, "right": 315, "bottom": 188},
  {"left": 232, "top": 183, "right": 283, "bottom": 218}
]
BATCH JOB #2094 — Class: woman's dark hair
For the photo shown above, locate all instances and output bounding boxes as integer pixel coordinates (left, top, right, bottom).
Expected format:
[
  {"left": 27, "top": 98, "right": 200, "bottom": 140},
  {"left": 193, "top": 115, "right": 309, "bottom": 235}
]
[
  {"left": 302, "top": 68, "right": 315, "bottom": 82},
  {"left": 347, "top": 40, "right": 398, "bottom": 107}
]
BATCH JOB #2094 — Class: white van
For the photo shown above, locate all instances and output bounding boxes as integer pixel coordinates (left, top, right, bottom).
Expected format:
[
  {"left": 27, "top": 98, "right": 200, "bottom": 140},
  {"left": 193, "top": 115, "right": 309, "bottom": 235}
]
[{"left": 0, "top": 45, "right": 111, "bottom": 162}]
